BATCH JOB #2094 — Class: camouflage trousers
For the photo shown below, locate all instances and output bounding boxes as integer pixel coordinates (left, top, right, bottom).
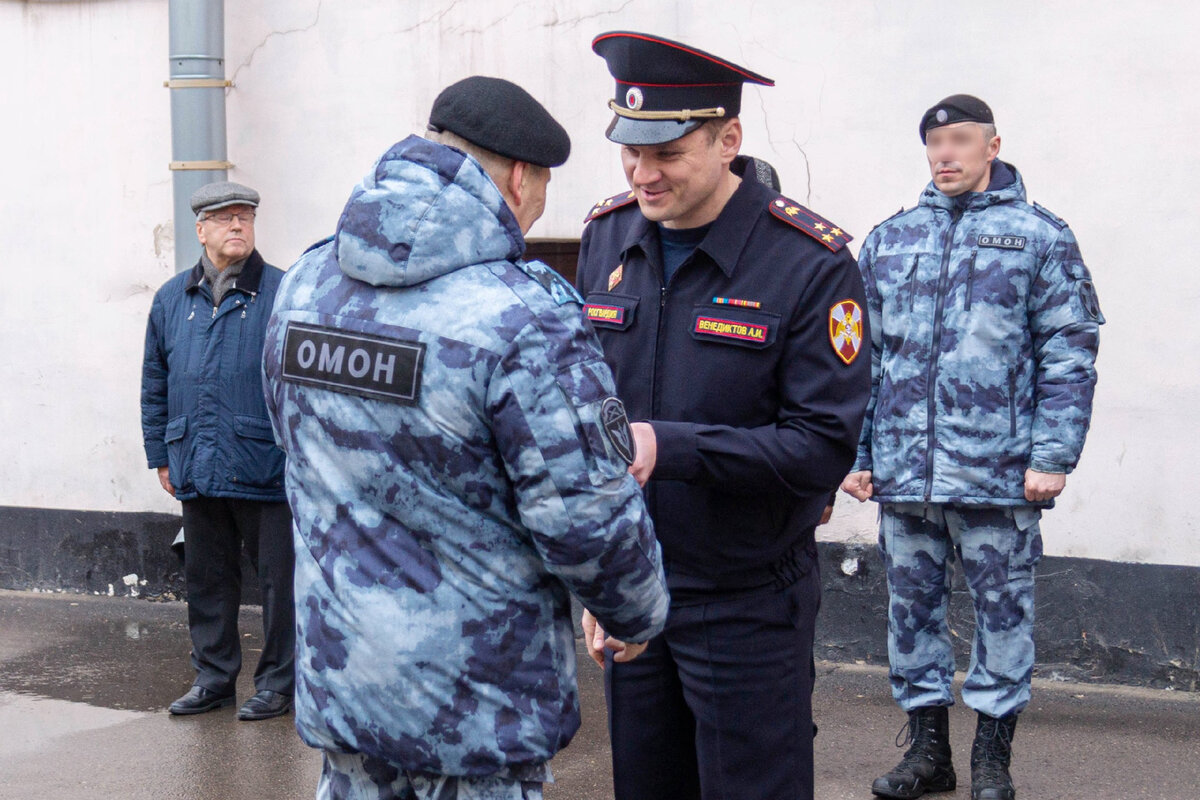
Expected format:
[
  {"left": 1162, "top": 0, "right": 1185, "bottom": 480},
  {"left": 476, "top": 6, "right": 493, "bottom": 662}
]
[
  {"left": 879, "top": 503, "right": 1043, "bottom": 718},
  {"left": 317, "top": 752, "right": 548, "bottom": 800}
]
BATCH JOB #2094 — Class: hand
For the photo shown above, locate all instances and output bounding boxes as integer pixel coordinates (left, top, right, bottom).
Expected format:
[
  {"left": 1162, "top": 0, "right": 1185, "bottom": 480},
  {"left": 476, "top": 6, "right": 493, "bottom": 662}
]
[
  {"left": 157, "top": 466, "right": 175, "bottom": 497},
  {"left": 818, "top": 504, "right": 834, "bottom": 525},
  {"left": 840, "top": 470, "right": 873, "bottom": 502},
  {"left": 1024, "top": 469, "right": 1065, "bottom": 502},
  {"left": 581, "top": 608, "right": 649, "bottom": 669},
  {"left": 628, "top": 422, "right": 657, "bottom": 486}
]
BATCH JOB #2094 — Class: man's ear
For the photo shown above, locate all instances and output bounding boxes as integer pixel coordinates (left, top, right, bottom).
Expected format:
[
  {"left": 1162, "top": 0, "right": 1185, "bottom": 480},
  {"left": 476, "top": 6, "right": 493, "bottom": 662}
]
[
  {"left": 719, "top": 118, "right": 743, "bottom": 166},
  {"left": 507, "top": 161, "right": 529, "bottom": 208}
]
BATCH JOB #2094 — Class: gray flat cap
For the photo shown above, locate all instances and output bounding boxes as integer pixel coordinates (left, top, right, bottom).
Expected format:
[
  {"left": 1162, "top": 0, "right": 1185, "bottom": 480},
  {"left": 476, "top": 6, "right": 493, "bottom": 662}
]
[{"left": 190, "top": 181, "right": 260, "bottom": 215}]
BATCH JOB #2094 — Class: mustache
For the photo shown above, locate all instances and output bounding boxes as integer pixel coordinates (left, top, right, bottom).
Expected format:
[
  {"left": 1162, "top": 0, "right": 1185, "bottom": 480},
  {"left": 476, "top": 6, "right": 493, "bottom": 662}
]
[{"left": 934, "top": 162, "right": 963, "bottom": 172}]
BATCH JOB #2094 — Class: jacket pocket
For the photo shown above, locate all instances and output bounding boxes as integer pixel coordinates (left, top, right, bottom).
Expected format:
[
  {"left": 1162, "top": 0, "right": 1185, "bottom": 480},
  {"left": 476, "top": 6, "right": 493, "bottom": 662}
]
[
  {"left": 228, "top": 414, "right": 285, "bottom": 489},
  {"left": 1008, "top": 369, "right": 1018, "bottom": 438},
  {"left": 964, "top": 250, "right": 977, "bottom": 311},
  {"left": 554, "top": 360, "right": 631, "bottom": 486},
  {"left": 906, "top": 254, "right": 921, "bottom": 312},
  {"left": 164, "top": 415, "right": 191, "bottom": 491}
]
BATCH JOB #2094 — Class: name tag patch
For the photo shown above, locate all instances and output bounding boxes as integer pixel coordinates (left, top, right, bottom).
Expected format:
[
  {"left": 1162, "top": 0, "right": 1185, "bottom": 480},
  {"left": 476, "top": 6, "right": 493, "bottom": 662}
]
[
  {"left": 282, "top": 322, "right": 425, "bottom": 405},
  {"left": 978, "top": 234, "right": 1026, "bottom": 250},
  {"left": 585, "top": 304, "right": 626, "bottom": 325},
  {"left": 693, "top": 315, "right": 769, "bottom": 344}
]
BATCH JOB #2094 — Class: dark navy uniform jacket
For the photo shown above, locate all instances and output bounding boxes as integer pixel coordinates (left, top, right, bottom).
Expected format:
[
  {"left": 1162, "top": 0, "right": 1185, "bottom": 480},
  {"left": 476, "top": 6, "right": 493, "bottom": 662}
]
[{"left": 577, "top": 174, "right": 871, "bottom": 596}]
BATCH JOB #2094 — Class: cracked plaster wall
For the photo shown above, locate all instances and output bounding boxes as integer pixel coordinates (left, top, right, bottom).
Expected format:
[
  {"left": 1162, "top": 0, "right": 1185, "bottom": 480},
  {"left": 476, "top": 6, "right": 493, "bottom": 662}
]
[{"left": 0, "top": 1, "right": 1198, "bottom": 574}]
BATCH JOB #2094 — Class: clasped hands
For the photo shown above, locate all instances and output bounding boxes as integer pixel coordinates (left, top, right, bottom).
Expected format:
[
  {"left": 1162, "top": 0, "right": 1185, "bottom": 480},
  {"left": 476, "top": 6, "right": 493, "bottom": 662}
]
[{"left": 580, "top": 609, "right": 648, "bottom": 669}]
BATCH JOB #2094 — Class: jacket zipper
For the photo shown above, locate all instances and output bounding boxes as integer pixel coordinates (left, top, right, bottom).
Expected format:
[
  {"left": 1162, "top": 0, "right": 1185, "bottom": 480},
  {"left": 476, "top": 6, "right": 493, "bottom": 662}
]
[
  {"left": 648, "top": 284, "right": 667, "bottom": 418},
  {"left": 924, "top": 207, "right": 963, "bottom": 501},
  {"left": 964, "top": 250, "right": 977, "bottom": 311}
]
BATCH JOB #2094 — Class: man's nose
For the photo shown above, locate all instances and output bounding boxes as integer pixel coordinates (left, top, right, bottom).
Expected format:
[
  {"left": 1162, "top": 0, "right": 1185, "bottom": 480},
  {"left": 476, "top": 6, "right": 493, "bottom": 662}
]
[{"left": 632, "top": 156, "right": 660, "bottom": 186}]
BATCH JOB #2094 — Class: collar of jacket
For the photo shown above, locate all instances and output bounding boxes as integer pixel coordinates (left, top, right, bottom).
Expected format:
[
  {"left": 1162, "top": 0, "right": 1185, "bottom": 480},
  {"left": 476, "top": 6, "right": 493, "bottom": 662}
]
[
  {"left": 184, "top": 249, "right": 266, "bottom": 296},
  {"left": 617, "top": 174, "right": 767, "bottom": 279},
  {"left": 918, "top": 159, "right": 1026, "bottom": 213},
  {"left": 334, "top": 135, "right": 525, "bottom": 288}
]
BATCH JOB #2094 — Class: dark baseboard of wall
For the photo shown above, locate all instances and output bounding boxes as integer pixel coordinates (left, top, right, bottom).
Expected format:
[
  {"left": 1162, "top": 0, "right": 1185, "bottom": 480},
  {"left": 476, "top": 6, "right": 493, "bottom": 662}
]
[
  {"left": 2, "top": 505, "right": 1196, "bottom": 690},
  {"left": 0, "top": 505, "right": 258, "bottom": 603},
  {"left": 817, "top": 541, "right": 1200, "bottom": 692}
]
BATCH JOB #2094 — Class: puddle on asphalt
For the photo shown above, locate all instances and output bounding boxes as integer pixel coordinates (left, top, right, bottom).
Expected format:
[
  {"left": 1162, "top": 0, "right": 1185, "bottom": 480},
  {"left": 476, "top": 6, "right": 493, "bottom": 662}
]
[
  {"left": 0, "top": 594, "right": 265, "bottom": 712},
  {"left": 0, "top": 691, "right": 148, "bottom": 754}
]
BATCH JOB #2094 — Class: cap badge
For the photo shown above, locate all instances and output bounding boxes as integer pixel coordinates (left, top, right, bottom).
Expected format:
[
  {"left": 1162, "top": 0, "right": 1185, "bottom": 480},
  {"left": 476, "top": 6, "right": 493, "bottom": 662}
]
[
  {"left": 625, "top": 86, "right": 645, "bottom": 111},
  {"left": 936, "top": 108, "right": 949, "bottom": 123}
]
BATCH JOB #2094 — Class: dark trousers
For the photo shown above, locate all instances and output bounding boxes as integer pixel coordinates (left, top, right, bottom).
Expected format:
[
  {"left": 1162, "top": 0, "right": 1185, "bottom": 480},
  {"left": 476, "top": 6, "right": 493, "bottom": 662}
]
[
  {"left": 605, "top": 566, "right": 820, "bottom": 800},
  {"left": 181, "top": 497, "right": 295, "bottom": 695}
]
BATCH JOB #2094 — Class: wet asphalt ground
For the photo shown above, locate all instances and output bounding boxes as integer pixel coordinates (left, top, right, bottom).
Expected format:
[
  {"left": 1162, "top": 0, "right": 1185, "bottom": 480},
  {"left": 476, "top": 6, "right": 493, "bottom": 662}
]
[{"left": 1, "top": 590, "right": 1197, "bottom": 799}]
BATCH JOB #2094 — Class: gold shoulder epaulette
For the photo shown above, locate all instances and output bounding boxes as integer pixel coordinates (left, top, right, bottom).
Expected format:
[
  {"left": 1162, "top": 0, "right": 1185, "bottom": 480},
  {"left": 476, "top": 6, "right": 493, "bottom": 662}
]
[
  {"left": 584, "top": 190, "right": 638, "bottom": 223},
  {"left": 768, "top": 197, "right": 853, "bottom": 253}
]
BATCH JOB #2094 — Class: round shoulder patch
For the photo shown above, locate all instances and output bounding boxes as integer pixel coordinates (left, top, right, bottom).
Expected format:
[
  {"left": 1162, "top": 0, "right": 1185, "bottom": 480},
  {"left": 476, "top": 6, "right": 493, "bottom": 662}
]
[{"left": 600, "top": 397, "right": 636, "bottom": 466}]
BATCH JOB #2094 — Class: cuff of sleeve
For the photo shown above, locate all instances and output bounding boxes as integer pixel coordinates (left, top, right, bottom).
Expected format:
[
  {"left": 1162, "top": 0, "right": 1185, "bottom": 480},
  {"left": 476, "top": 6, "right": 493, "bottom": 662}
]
[
  {"left": 145, "top": 448, "right": 167, "bottom": 470},
  {"left": 851, "top": 453, "right": 872, "bottom": 473},
  {"left": 648, "top": 420, "right": 700, "bottom": 482},
  {"left": 1028, "top": 458, "right": 1072, "bottom": 475}
]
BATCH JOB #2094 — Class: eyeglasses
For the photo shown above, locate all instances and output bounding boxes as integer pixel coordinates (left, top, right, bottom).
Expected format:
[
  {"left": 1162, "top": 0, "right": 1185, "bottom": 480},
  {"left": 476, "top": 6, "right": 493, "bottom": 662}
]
[{"left": 203, "top": 211, "right": 257, "bottom": 225}]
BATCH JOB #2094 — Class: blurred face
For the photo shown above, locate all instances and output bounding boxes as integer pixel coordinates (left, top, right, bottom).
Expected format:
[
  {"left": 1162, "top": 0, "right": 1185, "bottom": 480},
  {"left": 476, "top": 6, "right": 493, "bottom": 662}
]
[
  {"left": 196, "top": 204, "right": 256, "bottom": 268},
  {"left": 925, "top": 122, "right": 1001, "bottom": 197},
  {"left": 620, "top": 119, "right": 741, "bottom": 229}
]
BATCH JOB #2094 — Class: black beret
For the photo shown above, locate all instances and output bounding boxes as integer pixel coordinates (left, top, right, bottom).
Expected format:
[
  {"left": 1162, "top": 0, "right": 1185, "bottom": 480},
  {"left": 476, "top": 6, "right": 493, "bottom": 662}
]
[
  {"left": 592, "top": 31, "right": 773, "bottom": 145},
  {"left": 428, "top": 76, "right": 570, "bottom": 168},
  {"left": 920, "top": 94, "right": 994, "bottom": 143}
]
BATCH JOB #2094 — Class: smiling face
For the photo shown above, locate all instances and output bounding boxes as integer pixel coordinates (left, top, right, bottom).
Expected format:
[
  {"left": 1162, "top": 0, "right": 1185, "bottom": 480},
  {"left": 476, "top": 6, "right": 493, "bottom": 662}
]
[
  {"left": 925, "top": 122, "right": 1001, "bottom": 197},
  {"left": 619, "top": 119, "right": 742, "bottom": 229},
  {"left": 195, "top": 204, "right": 256, "bottom": 269}
]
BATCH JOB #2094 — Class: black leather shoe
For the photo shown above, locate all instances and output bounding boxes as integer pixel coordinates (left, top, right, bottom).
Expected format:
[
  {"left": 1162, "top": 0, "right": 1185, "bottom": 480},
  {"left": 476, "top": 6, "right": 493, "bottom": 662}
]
[
  {"left": 237, "top": 690, "right": 293, "bottom": 721},
  {"left": 168, "top": 685, "right": 235, "bottom": 715}
]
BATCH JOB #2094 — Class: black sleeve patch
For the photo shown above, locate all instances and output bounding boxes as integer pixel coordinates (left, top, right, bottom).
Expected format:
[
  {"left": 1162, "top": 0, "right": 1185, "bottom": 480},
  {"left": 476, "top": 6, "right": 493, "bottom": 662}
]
[
  {"left": 600, "top": 397, "right": 636, "bottom": 465},
  {"left": 1077, "top": 280, "right": 1104, "bottom": 323},
  {"left": 282, "top": 322, "right": 425, "bottom": 405}
]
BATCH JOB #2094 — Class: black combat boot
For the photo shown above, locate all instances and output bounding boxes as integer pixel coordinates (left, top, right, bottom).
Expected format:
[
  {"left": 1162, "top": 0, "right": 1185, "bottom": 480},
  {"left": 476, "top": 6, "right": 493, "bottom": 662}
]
[
  {"left": 871, "top": 705, "right": 957, "bottom": 798},
  {"left": 970, "top": 712, "right": 1018, "bottom": 800}
]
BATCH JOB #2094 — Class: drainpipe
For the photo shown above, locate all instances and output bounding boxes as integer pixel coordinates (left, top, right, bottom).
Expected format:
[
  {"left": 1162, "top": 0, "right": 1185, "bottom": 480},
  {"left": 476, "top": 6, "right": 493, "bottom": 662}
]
[{"left": 166, "top": 0, "right": 231, "bottom": 273}]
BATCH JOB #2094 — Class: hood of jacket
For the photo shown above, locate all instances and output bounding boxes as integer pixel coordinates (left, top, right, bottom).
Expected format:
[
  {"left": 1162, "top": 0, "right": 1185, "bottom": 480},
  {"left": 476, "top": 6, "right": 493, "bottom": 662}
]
[
  {"left": 335, "top": 135, "right": 525, "bottom": 288},
  {"left": 918, "top": 159, "right": 1024, "bottom": 214}
]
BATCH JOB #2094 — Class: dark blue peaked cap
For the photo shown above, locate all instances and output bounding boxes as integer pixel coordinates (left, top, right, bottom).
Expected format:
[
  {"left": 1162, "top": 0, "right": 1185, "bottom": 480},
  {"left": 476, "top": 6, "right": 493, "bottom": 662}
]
[{"left": 593, "top": 31, "right": 774, "bottom": 145}]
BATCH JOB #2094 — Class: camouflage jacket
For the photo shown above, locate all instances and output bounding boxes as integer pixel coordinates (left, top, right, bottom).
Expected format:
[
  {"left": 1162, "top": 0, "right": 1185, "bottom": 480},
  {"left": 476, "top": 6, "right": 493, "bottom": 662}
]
[
  {"left": 854, "top": 161, "right": 1103, "bottom": 505},
  {"left": 262, "top": 136, "right": 668, "bottom": 774}
]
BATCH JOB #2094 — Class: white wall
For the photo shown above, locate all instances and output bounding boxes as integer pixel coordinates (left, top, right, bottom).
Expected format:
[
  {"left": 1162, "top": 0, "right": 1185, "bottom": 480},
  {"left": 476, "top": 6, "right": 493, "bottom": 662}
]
[{"left": 1, "top": 0, "right": 1197, "bottom": 566}]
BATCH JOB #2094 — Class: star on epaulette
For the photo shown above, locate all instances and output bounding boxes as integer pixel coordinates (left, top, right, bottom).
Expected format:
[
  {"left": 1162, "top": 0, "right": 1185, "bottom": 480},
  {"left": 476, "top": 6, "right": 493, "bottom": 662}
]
[
  {"left": 768, "top": 197, "right": 853, "bottom": 253},
  {"left": 584, "top": 190, "right": 638, "bottom": 223}
]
